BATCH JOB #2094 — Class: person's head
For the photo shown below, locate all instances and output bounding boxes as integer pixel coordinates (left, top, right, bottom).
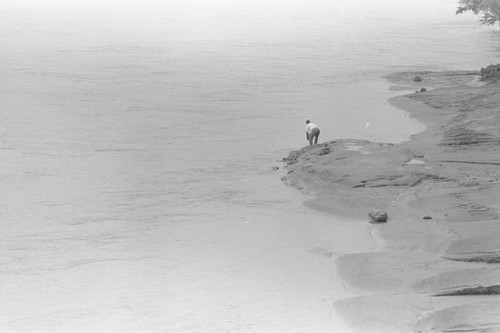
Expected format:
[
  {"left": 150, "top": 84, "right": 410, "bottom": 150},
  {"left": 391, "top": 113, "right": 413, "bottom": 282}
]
[{"left": 306, "top": 120, "right": 310, "bottom": 124}]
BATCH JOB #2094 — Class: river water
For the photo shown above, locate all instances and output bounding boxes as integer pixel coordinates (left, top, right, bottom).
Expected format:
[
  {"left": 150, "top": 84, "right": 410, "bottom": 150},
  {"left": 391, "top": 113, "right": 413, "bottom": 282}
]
[{"left": 1, "top": 0, "right": 498, "bottom": 332}]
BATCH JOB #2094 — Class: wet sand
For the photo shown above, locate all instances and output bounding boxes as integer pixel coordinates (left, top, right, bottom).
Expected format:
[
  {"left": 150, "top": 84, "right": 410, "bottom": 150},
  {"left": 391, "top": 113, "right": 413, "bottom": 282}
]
[{"left": 282, "top": 71, "right": 500, "bottom": 332}]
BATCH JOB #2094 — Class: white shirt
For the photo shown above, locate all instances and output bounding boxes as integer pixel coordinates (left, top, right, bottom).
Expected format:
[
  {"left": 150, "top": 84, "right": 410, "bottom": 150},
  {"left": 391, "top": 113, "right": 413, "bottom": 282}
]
[{"left": 305, "top": 122, "right": 318, "bottom": 134}]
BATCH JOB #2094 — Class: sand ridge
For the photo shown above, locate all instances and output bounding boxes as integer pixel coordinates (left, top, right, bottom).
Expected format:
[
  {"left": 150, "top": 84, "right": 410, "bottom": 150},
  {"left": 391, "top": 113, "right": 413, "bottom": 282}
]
[{"left": 282, "top": 72, "right": 500, "bottom": 332}]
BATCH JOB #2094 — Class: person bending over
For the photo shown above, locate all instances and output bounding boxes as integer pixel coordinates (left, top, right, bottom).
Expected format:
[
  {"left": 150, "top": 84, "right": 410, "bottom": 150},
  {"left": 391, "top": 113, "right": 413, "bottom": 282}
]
[{"left": 305, "top": 120, "right": 320, "bottom": 145}]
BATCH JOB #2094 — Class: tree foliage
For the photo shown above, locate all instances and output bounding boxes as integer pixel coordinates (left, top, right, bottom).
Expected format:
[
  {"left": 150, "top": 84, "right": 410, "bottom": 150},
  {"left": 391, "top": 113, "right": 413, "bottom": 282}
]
[{"left": 457, "top": 0, "right": 500, "bottom": 26}]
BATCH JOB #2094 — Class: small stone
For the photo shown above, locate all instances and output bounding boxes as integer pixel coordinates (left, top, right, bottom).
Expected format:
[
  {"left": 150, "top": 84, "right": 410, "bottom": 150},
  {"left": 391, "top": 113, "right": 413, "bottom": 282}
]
[
  {"left": 369, "top": 209, "right": 388, "bottom": 223},
  {"left": 413, "top": 76, "right": 422, "bottom": 82},
  {"left": 420, "top": 87, "right": 427, "bottom": 92},
  {"left": 423, "top": 216, "right": 432, "bottom": 220},
  {"left": 319, "top": 144, "right": 331, "bottom": 156}
]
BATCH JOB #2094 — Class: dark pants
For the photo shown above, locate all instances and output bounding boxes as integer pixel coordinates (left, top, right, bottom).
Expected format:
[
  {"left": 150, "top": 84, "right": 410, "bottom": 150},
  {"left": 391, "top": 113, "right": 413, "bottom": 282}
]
[{"left": 309, "top": 127, "right": 320, "bottom": 145}]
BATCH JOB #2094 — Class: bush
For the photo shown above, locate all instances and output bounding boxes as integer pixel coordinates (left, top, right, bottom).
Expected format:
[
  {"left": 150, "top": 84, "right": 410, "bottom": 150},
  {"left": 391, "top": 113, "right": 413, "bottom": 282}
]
[{"left": 480, "top": 64, "right": 500, "bottom": 81}]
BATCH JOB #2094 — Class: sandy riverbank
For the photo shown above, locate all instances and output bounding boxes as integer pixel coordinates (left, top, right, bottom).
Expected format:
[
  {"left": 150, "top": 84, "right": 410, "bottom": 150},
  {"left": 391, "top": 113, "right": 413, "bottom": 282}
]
[{"left": 282, "top": 71, "right": 500, "bottom": 332}]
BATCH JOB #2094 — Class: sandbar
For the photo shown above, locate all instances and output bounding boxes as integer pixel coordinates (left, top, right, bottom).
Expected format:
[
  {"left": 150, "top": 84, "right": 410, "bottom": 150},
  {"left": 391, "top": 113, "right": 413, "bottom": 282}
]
[{"left": 282, "top": 71, "right": 500, "bottom": 332}]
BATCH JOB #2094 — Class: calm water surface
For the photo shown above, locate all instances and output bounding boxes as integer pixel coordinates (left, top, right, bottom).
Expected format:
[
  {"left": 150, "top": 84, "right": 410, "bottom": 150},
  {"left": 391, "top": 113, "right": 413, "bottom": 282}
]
[{"left": 1, "top": 0, "right": 498, "bottom": 332}]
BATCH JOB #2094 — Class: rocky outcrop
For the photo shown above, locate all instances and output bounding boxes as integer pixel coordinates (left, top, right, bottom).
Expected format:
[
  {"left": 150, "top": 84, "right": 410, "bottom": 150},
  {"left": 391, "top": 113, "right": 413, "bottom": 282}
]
[
  {"left": 414, "top": 300, "right": 500, "bottom": 333},
  {"left": 443, "top": 235, "right": 500, "bottom": 263},
  {"left": 283, "top": 70, "right": 500, "bottom": 332},
  {"left": 413, "top": 267, "right": 500, "bottom": 296}
]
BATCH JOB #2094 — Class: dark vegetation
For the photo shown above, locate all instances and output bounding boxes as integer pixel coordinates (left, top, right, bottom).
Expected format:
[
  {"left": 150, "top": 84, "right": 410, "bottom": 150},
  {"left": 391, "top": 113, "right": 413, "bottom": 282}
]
[{"left": 457, "top": 0, "right": 500, "bottom": 26}]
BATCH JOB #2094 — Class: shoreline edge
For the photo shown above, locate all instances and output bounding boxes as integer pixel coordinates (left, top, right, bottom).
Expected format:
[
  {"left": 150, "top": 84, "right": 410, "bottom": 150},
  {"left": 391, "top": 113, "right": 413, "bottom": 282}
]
[{"left": 282, "top": 70, "right": 500, "bottom": 332}]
